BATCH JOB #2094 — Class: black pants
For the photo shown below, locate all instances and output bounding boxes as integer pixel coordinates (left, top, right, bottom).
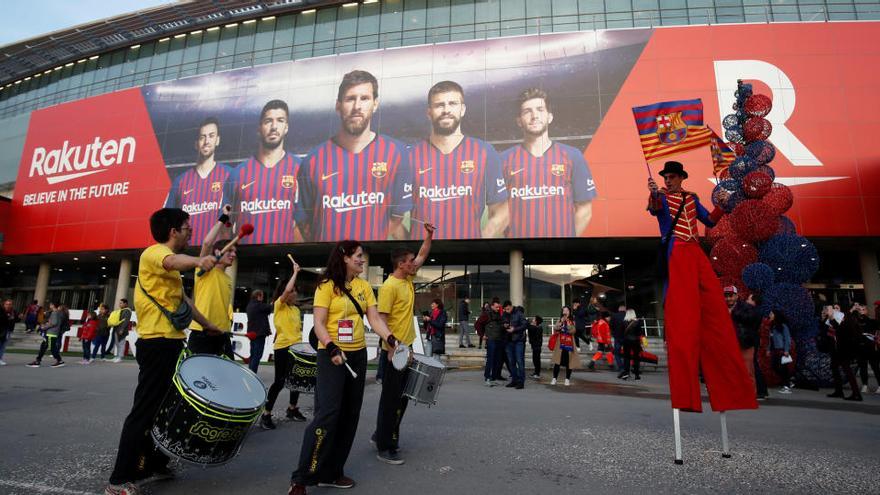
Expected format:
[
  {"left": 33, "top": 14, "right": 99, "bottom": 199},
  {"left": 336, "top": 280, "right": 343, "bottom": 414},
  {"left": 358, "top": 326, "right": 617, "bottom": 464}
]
[
  {"left": 530, "top": 344, "right": 542, "bottom": 376},
  {"left": 109, "top": 338, "right": 183, "bottom": 484},
  {"left": 492, "top": 340, "right": 506, "bottom": 380},
  {"left": 857, "top": 347, "right": 880, "bottom": 387},
  {"left": 553, "top": 352, "right": 573, "bottom": 379},
  {"left": 36, "top": 334, "right": 62, "bottom": 362},
  {"left": 375, "top": 356, "right": 409, "bottom": 451},
  {"left": 292, "top": 348, "right": 367, "bottom": 485},
  {"left": 754, "top": 350, "right": 768, "bottom": 397},
  {"left": 266, "top": 346, "right": 300, "bottom": 412},
  {"left": 574, "top": 328, "right": 590, "bottom": 348},
  {"left": 187, "top": 330, "right": 234, "bottom": 360},
  {"left": 771, "top": 350, "right": 790, "bottom": 385},
  {"left": 830, "top": 351, "right": 860, "bottom": 395},
  {"left": 622, "top": 340, "right": 641, "bottom": 375}
]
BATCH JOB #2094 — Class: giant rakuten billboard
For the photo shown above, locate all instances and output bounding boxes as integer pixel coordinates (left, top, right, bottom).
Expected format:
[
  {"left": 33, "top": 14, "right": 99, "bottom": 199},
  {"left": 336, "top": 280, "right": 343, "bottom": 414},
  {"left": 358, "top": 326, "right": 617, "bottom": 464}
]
[{"left": 4, "top": 23, "right": 878, "bottom": 254}]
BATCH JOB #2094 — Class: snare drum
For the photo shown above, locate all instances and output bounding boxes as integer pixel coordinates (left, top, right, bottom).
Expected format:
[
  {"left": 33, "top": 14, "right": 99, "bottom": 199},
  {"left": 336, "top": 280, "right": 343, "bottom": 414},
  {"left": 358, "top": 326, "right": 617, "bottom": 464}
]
[
  {"left": 402, "top": 354, "right": 446, "bottom": 406},
  {"left": 151, "top": 354, "right": 266, "bottom": 466},
  {"left": 286, "top": 343, "right": 317, "bottom": 393}
]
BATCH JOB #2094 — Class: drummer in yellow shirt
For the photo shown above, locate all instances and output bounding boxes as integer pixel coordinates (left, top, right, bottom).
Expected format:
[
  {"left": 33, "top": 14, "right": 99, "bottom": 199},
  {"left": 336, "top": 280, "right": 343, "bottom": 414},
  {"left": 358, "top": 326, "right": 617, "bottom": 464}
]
[
  {"left": 373, "top": 221, "right": 435, "bottom": 465},
  {"left": 260, "top": 257, "right": 308, "bottom": 429},
  {"left": 289, "top": 240, "right": 400, "bottom": 493},
  {"left": 188, "top": 205, "right": 236, "bottom": 358},
  {"left": 106, "top": 208, "right": 222, "bottom": 495}
]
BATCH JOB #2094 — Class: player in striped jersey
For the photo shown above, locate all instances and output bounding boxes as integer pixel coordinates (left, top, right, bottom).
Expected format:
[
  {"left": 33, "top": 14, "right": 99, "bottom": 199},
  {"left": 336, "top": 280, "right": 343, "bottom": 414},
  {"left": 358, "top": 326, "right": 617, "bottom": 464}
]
[
  {"left": 234, "top": 99, "right": 301, "bottom": 245},
  {"left": 164, "top": 117, "right": 234, "bottom": 245},
  {"left": 294, "top": 70, "right": 412, "bottom": 242},
  {"left": 408, "top": 80, "right": 508, "bottom": 239},
  {"left": 501, "top": 88, "right": 596, "bottom": 238}
]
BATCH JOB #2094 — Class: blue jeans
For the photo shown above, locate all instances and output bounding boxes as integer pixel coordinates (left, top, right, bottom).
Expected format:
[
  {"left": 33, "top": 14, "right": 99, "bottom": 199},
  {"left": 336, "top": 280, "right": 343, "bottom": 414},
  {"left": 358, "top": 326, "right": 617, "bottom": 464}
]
[
  {"left": 249, "top": 335, "right": 266, "bottom": 373},
  {"left": 613, "top": 340, "right": 624, "bottom": 370},
  {"left": 82, "top": 339, "right": 92, "bottom": 360},
  {"left": 484, "top": 339, "right": 504, "bottom": 380},
  {"left": 0, "top": 337, "right": 8, "bottom": 360},
  {"left": 505, "top": 341, "right": 526, "bottom": 385},
  {"left": 91, "top": 335, "right": 108, "bottom": 359}
]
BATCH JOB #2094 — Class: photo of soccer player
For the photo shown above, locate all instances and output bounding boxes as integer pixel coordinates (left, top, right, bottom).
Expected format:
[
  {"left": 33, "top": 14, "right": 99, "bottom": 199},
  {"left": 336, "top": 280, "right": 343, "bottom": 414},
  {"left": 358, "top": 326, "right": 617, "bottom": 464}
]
[
  {"left": 235, "top": 99, "right": 301, "bottom": 245},
  {"left": 501, "top": 88, "right": 597, "bottom": 238},
  {"left": 408, "top": 80, "right": 508, "bottom": 239},
  {"left": 164, "top": 117, "right": 234, "bottom": 245},
  {"left": 294, "top": 70, "right": 413, "bottom": 242}
]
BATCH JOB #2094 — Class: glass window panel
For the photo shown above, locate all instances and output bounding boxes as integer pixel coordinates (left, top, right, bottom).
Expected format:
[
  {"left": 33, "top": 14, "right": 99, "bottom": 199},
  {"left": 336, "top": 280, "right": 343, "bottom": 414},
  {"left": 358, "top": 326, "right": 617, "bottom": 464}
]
[
  {"left": 135, "top": 42, "right": 155, "bottom": 73},
  {"left": 218, "top": 25, "right": 238, "bottom": 58},
  {"left": 294, "top": 10, "right": 316, "bottom": 58},
  {"left": 381, "top": 0, "right": 405, "bottom": 34},
  {"left": 358, "top": 2, "right": 381, "bottom": 35},
  {"left": 744, "top": 5, "right": 770, "bottom": 22},
  {"left": 770, "top": 4, "right": 799, "bottom": 21},
  {"left": 661, "top": 7, "right": 689, "bottom": 24},
  {"left": 607, "top": 0, "right": 633, "bottom": 13},
  {"left": 271, "top": 46, "right": 293, "bottom": 63},
  {"left": 105, "top": 50, "right": 125, "bottom": 82},
  {"left": 633, "top": 9, "right": 659, "bottom": 25},
  {"left": 166, "top": 36, "right": 186, "bottom": 67},
  {"left": 427, "top": 0, "right": 451, "bottom": 27},
  {"left": 579, "top": 12, "right": 606, "bottom": 29},
  {"left": 315, "top": 7, "right": 337, "bottom": 42},
  {"left": 236, "top": 21, "right": 257, "bottom": 54},
  {"left": 687, "top": 0, "right": 712, "bottom": 7},
  {"left": 607, "top": 11, "right": 634, "bottom": 27},
  {"left": 403, "top": 0, "right": 427, "bottom": 45},
  {"left": 255, "top": 17, "right": 276, "bottom": 51},
  {"left": 716, "top": 6, "right": 744, "bottom": 23},
  {"left": 634, "top": 0, "right": 659, "bottom": 10},
  {"left": 578, "top": 0, "right": 607, "bottom": 14},
  {"left": 336, "top": 2, "right": 359, "bottom": 51},
  {"left": 688, "top": 7, "right": 713, "bottom": 23},
  {"left": 502, "top": 0, "right": 526, "bottom": 21},
  {"left": 274, "top": 14, "right": 295, "bottom": 48},
  {"left": 856, "top": 3, "right": 880, "bottom": 20},
  {"left": 182, "top": 32, "right": 203, "bottom": 64},
  {"left": 152, "top": 38, "right": 170, "bottom": 68}
]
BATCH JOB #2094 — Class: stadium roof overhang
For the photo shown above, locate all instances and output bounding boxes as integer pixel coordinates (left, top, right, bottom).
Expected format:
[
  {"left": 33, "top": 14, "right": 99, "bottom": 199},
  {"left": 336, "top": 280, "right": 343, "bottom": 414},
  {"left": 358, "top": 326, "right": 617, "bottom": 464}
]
[{"left": 0, "top": 0, "right": 348, "bottom": 87}]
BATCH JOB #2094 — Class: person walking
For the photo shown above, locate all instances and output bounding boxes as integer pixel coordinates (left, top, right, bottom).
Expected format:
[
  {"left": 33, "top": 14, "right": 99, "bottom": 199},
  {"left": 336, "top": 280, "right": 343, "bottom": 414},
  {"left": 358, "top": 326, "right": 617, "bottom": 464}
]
[
  {"left": 27, "top": 302, "right": 66, "bottom": 368},
  {"left": 1, "top": 299, "right": 20, "bottom": 366},
  {"left": 261, "top": 259, "right": 308, "bottom": 430},
  {"left": 504, "top": 305, "right": 527, "bottom": 389},
  {"left": 852, "top": 303, "right": 880, "bottom": 394},
  {"left": 109, "top": 299, "right": 133, "bottom": 363},
  {"left": 474, "top": 302, "right": 490, "bottom": 350},
  {"left": 726, "top": 287, "right": 764, "bottom": 398},
  {"left": 92, "top": 304, "right": 111, "bottom": 361},
  {"left": 609, "top": 304, "right": 627, "bottom": 370},
  {"left": 588, "top": 311, "right": 614, "bottom": 370},
  {"left": 457, "top": 298, "right": 474, "bottom": 348},
  {"left": 768, "top": 311, "right": 793, "bottom": 394},
  {"left": 483, "top": 299, "right": 505, "bottom": 386},
  {"left": 572, "top": 298, "right": 589, "bottom": 350},
  {"left": 424, "top": 299, "right": 447, "bottom": 358},
  {"left": 619, "top": 309, "right": 644, "bottom": 380},
  {"left": 79, "top": 311, "right": 98, "bottom": 365},
  {"left": 549, "top": 307, "right": 581, "bottom": 385},
  {"left": 246, "top": 290, "right": 273, "bottom": 373},
  {"left": 288, "top": 240, "right": 399, "bottom": 495},
  {"left": 823, "top": 305, "right": 861, "bottom": 401},
  {"left": 24, "top": 300, "right": 40, "bottom": 334},
  {"left": 527, "top": 316, "right": 544, "bottom": 379}
]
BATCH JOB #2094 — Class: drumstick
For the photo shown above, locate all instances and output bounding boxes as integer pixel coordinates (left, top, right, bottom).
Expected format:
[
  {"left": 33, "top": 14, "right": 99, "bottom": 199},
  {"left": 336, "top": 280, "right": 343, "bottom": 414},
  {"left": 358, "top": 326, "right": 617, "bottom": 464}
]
[
  {"left": 343, "top": 361, "right": 358, "bottom": 379},
  {"left": 197, "top": 223, "right": 254, "bottom": 276},
  {"left": 392, "top": 213, "right": 428, "bottom": 225},
  {"left": 287, "top": 253, "right": 295, "bottom": 264}
]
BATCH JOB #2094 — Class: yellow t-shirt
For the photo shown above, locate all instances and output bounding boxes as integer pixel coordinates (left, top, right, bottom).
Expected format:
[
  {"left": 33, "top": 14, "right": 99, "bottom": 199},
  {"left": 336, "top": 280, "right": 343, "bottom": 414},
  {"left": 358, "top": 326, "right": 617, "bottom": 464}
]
[
  {"left": 378, "top": 274, "right": 415, "bottom": 350},
  {"left": 273, "top": 299, "right": 302, "bottom": 350},
  {"left": 190, "top": 268, "right": 232, "bottom": 332},
  {"left": 313, "top": 277, "right": 376, "bottom": 352},
  {"left": 135, "top": 244, "right": 185, "bottom": 339}
]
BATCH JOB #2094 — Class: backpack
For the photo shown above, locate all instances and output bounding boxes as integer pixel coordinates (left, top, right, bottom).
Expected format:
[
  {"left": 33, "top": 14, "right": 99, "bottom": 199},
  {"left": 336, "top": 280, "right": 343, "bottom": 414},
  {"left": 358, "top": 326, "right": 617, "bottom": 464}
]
[{"left": 108, "top": 309, "right": 123, "bottom": 327}]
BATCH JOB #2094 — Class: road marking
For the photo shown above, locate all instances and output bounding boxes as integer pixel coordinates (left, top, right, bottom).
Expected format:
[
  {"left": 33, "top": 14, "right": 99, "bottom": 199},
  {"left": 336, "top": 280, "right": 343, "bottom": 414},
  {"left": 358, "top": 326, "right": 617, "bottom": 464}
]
[{"left": 0, "top": 480, "right": 101, "bottom": 495}]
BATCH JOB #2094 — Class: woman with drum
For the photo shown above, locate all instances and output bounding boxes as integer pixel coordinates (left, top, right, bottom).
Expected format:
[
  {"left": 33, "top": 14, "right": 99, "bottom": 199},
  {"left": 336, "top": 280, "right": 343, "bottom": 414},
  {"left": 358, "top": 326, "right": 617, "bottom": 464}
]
[
  {"left": 289, "top": 240, "right": 400, "bottom": 495},
  {"left": 261, "top": 257, "right": 308, "bottom": 430}
]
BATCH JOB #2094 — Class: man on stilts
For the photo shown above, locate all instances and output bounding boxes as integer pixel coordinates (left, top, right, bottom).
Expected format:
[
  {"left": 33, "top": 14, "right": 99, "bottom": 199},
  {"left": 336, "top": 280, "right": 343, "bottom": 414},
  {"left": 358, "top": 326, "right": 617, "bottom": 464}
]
[{"left": 647, "top": 160, "right": 758, "bottom": 463}]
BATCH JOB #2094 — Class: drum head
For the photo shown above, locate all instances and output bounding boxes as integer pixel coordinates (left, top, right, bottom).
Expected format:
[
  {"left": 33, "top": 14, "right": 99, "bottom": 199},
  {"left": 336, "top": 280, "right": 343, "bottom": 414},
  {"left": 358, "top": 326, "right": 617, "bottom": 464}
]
[
  {"left": 412, "top": 353, "right": 445, "bottom": 369},
  {"left": 178, "top": 355, "right": 266, "bottom": 410},
  {"left": 291, "top": 342, "right": 316, "bottom": 356},
  {"left": 391, "top": 344, "right": 411, "bottom": 371}
]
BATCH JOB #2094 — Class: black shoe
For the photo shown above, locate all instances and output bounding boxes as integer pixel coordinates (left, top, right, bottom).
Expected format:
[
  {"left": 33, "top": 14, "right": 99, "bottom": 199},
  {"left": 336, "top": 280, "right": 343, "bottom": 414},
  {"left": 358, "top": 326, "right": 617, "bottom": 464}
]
[
  {"left": 317, "top": 476, "right": 356, "bottom": 489},
  {"left": 51, "top": 360, "right": 66, "bottom": 368},
  {"left": 260, "top": 414, "right": 276, "bottom": 430},
  {"left": 26, "top": 361, "right": 40, "bottom": 368},
  {"left": 617, "top": 371, "right": 627, "bottom": 379},
  {"left": 827, "top": 391, "right": 845, "bottom": 398},
  {"left": 619, "top": 373, "right": 630, "bottom": 380},
  {"left": 844, "top": 394, "right": 863, "bottom": 402},
  {"left": 459, "top": 345, "right": 466, "bottom": 348},
  {"left": 505, "top": 381, "right": 517, "bottom": 388},
  {"left": 286, "top": 408, "right": 307, "bottom": 422},
  {"left": 468, "top": 345, "right": 475, "bottom": 348},
  {"left": 588, "top": 361, "right": 595, "bottom": 371},
  {"left": 515, "top": 383, "right": 524, "bottom": 390},
  {"left": 634, "top": 374, "right": 641, "bottom": 380},
  {"left": 376, "top": 449, "right": 405, "bottom": 465},
  {"left": 757, "top": 395, "right": 767, "bottom": 401}
]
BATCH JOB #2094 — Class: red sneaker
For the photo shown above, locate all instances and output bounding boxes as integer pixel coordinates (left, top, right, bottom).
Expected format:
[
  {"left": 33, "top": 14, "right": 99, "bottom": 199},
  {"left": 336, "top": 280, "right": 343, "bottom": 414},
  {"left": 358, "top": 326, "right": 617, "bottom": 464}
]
[{"left": 288, "top": 483, "right": 307, "bottom": 495}]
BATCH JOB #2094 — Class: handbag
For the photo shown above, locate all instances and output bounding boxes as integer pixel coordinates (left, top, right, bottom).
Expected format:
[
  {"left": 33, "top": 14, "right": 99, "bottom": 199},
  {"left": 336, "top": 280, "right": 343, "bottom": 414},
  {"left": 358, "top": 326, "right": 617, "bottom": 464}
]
[{"left": 138, "top": 280, "right": 193, "bottom": 331}]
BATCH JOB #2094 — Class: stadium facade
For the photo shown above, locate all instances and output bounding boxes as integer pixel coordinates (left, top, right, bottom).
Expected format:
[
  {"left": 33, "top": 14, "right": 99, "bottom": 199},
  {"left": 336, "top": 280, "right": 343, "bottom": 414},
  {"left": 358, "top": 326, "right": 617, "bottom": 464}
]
[{"left": 1, "top": 0, "right": 878, "bottom": 322}]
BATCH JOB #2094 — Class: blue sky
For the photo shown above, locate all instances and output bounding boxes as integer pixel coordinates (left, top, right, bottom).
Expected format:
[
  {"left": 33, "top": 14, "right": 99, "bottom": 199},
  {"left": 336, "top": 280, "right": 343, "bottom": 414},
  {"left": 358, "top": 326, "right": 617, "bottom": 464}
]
[{"left": 0, "top": 0, "right": 172, "bottom": 47}]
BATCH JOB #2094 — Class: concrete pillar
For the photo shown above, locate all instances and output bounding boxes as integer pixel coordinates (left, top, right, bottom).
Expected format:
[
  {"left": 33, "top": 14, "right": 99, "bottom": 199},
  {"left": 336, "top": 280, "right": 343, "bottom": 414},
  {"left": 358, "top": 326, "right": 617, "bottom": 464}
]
[
  {"left": 34, "top": 261, "right": 50, "bottom": 306},
  {"left": 114, "top": 259, "right": 133, "bottom": 308},
  {"left": 860, "top": 249, "right": 880, "bottom": 309},
  {"left": 510, "top": 249, "right": 523, "bottom": 307},
  {"left": 225, "top": 258, "right": 239, "bottom": 292}
]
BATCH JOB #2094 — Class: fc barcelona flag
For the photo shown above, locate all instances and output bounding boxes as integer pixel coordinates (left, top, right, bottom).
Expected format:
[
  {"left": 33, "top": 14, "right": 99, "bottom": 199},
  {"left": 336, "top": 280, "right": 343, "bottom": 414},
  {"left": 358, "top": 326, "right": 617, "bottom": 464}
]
[
  {"left": 632, "top": 99, "right": 713, "bottom": 162},
  {"left": 708, "top": 127, "right": 736, "bottom": 176}
]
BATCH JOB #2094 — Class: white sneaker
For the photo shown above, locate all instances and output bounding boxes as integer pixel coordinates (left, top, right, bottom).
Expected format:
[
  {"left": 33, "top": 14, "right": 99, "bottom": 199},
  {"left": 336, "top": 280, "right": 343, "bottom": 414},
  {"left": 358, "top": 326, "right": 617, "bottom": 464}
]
[
  {"left": 564, "top": 379, "right": 571, "bottom": 386},
  {"left": 485, "top": 379, "right": 495, "bottom": 387},
  {"left": 551, "top": 378, "right": 557, "bottom": 385},
  {"left": 113, "top": 357, "right": 122, "bottom": 363},
  {"left": 80, "top": 359, "right": 89, "bottom": 365},
  {"left": 861, "top": 385, "right": 868, "bottom": 393},
  {"left": 779, "top": 386, "right": 792, "bottom": 394},
  {"left": 0, "top": 360, "right": 6, "bottom": 366}
]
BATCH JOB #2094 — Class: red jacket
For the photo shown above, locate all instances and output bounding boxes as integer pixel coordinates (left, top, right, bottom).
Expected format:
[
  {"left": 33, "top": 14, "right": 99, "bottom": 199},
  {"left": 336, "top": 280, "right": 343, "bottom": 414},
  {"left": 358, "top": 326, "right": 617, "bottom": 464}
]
[
  {"left": 592, "top": 319, "right": 611, "bottom": 345},
  {"left": 80, "top": 318, "right": 98, "bottom": 341}
]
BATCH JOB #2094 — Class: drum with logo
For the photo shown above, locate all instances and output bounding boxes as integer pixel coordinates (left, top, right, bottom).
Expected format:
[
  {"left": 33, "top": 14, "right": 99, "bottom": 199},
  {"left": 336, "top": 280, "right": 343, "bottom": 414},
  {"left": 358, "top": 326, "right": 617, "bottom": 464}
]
[
  {"left": 402, "top": 353, "right": 446, "bottom": 406},
  {"left": 286, "top": 342, "right": 317, "bottom": 393},
  {"left": 151, "top": 354, "right": 266, "bottom": 466}
]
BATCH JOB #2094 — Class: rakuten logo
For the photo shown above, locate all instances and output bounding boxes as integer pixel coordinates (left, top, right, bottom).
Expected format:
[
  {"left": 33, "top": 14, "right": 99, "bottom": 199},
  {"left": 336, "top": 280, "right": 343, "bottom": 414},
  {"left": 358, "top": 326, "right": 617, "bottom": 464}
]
[
  {"left": 419, "top": 185, "right": 473, "bottom": 202},
  {"left": 322, "top": 192, "right": 385, "bottom": 212},
  {"left": 29, "top": 136, "right": 136, "bottom": 185},
  {"left": 510, "top": 185, "right": 565, "bottom": 200},
  {"left": 241, "top": 198, "right": 291, "bottom": 214},
  {"left": 182, "top": 201, "right": 220, "bottom": 216}
]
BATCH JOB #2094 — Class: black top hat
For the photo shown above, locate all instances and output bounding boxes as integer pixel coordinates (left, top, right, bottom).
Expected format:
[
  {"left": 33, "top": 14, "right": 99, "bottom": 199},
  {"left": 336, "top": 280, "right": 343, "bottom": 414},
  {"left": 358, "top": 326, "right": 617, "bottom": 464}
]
[{"left": 658, "top": 161, "right": 688, "bottom": 179}]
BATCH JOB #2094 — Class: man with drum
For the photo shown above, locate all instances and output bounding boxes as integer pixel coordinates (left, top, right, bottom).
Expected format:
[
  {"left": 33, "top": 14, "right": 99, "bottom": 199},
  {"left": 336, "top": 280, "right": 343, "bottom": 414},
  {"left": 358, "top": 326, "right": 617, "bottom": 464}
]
[
  {"left": 188, "top": 205, "right": 236, "bottom": 358},
  {"left": 261, "top": 257, "right": 308, "bottom": 429},
  {"left": 373, "top": 221, "right": 435, "bottom": 465},
  {"left": 106, "top": 208, "right": 223, "bottom": 495}
]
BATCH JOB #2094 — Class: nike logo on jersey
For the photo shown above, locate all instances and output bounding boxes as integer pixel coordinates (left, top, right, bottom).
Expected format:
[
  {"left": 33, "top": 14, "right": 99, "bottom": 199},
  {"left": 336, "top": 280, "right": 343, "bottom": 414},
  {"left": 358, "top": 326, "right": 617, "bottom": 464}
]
[
  {"left": 322, "top": 172, "right": 339, "bottom": 181},
  {"left": 240, "top": 180, "right": 256, "bottom": 190},
  {"left": 509, "top": 168, "right": 525, "bottom": 176},
  {"left": 182, "top": 188, "right": 195, "bottom": 196},
  {"left": 418, "top": 167, "right": 432, "bottom": 175}
]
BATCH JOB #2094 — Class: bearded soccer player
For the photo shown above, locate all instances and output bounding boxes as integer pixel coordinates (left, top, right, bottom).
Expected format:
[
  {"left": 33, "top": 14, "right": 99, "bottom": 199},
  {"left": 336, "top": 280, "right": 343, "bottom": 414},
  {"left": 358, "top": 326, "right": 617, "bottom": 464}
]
[
  {"left": 294, "top": 70, "right": 412, "bottom": 242},
  {"left": 164, "top": 117, "right": 234, "bottom": 245},
  {"left": 501, "top": 88, "right": 596, "bottom": 238},
  {"left": 408, "top": 80, "right": 508, "bottom": 239},
  {"left": 236, "top": 99, "right": 301, "bottom": 245}
]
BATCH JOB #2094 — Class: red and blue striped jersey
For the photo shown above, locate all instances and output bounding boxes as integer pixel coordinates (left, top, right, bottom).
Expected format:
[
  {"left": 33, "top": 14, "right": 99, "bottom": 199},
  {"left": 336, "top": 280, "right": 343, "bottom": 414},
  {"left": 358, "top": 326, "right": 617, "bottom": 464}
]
[
  {"left": 164, "top": 164, "right": 234, "bottom": 245},
  {"left": 408, "top": 137, "right": 507, "bottom": 239},
  {"left": 501, "top": 142, "right": 597, "bottom": 238},
  {"left": 234, "top": 152, "right": 301, "bottom": 245},
  {"left": 294, "top": 135, "right": 413, "bottom": 242}
]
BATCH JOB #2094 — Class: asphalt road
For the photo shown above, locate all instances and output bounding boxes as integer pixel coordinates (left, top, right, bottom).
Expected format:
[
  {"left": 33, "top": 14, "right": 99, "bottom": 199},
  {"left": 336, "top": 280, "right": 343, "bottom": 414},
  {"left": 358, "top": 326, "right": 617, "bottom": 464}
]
[{"left": 0, "top": 351, "right": 878, "bottom": 495}]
